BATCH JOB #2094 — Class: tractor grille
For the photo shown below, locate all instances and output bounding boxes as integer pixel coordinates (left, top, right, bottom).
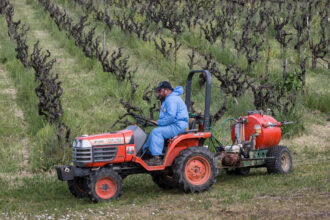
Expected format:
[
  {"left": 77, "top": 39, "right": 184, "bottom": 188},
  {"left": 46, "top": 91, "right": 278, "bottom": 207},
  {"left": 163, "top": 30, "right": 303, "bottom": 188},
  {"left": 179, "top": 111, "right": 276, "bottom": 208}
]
[
  {"left": 72, "top": 146, "right": 118, "bottom": 164},
  {"left": 93, "top": 146, "right": 118, "bottom": 162},
  {"left": 73, "top": 147, "right": 92, "bottom": 163}
]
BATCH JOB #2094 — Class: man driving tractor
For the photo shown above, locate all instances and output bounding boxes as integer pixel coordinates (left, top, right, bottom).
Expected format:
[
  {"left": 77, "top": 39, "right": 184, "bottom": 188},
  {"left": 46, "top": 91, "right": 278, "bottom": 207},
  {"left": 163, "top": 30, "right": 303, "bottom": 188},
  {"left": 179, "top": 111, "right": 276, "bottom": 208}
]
[
  {"left": 143, "top": 81, "right": 189, "bottom": 165},
  {"left": 56, "top": 70, "right": 293, "bottom": 202}
]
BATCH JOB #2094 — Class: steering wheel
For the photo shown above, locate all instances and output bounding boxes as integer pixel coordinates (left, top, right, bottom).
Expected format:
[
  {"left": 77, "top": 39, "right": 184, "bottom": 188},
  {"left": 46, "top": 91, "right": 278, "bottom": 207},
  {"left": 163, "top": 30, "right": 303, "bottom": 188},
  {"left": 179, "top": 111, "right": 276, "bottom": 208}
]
[{"left": 134, "top": 116, "right": 157, "bottom": 127}]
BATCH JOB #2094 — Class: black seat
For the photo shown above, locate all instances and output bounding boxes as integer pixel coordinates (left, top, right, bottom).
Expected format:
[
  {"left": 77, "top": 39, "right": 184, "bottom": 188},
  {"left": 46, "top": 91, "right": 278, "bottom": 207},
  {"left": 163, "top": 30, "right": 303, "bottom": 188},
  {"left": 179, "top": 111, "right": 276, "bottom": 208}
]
[
  {"left": 162, "top": 139, "right": 171, "bottom": 156},
  {"left": 189, "top": 118, "right": 197, "bottom": 129}
]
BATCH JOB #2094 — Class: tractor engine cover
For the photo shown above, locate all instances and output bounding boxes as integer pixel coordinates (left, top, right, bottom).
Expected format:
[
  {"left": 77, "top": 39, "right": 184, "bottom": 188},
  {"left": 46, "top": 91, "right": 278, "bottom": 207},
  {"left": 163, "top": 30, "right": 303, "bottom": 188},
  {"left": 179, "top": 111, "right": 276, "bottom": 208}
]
[
  {"left": 231, "top": 111, "right": 281, "bottom": 149},
  {"left": 72, "top": 127, "right": 137, "bottom": 167}
]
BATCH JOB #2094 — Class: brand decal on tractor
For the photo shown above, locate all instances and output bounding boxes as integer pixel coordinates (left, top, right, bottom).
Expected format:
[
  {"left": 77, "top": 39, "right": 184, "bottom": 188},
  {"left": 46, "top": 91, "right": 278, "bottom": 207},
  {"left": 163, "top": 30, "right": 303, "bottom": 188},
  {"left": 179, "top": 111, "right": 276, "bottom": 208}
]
[{"left": 126, "top": 146, "right": 135, "bottom": 154}]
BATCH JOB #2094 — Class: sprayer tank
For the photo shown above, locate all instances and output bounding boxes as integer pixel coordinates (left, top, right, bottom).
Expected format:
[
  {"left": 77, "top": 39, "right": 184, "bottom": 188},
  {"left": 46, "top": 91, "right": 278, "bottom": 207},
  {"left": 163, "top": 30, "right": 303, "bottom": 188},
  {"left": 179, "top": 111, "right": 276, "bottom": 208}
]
[{"left": 231, "top": 113, "right": 281, "bottom": 149}]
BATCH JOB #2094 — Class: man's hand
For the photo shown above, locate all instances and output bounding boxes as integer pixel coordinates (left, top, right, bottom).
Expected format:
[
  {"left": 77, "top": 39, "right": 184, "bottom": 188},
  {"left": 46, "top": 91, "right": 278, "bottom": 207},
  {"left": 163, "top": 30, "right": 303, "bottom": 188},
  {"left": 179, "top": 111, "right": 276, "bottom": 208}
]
[{"left": 150, "top": 120, "right": 158, "bottom": 125}]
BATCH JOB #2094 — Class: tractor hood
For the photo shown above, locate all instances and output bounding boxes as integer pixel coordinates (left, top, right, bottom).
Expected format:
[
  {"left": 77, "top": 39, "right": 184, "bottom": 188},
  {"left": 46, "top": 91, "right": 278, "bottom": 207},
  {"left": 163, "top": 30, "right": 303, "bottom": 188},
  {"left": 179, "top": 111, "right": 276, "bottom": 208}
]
[
  {"left": 75, "top": 129, "right": 134, "bottom": 147},
  {"left": 72, "top": 125, "right": 147, "bottom": 167}
]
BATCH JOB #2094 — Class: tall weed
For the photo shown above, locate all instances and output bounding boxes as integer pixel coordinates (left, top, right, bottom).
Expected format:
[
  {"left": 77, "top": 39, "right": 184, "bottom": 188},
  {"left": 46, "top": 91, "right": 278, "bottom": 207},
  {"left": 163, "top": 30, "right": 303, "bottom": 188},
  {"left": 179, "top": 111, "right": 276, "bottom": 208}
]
[
  {"left": 304, "top": 90, "right": 330, "bottom": 115},
  {"left": 31, "top": 124, "right": 70, "bottom": 171}
]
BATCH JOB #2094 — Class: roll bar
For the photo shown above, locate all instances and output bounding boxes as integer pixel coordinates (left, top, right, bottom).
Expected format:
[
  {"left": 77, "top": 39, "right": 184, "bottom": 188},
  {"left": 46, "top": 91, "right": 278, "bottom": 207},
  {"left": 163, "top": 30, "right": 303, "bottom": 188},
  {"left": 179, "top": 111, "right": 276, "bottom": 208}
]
[{"left": 185, "top": 70, "right": 212, "bottom": 131}]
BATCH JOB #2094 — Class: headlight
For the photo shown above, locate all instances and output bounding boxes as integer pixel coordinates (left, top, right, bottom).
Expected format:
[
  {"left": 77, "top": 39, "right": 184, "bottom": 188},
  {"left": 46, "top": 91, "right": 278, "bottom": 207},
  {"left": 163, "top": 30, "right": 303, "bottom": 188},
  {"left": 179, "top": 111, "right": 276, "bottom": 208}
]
[
  {"left": 73, "top": 139, "right": 91, "bottom": 148},
  {"left": 81, "top": 140, "right": 92, "bottom": 148},
  {"left": 73, "top": 139, "right": 78, "bottom": 147}
]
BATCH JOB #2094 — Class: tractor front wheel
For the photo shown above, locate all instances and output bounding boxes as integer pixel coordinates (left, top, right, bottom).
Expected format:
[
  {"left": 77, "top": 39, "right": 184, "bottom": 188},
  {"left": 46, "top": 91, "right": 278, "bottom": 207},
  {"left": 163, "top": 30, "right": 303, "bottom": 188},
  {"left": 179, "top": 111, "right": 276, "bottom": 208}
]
[
  {"left": 67, "top": 177, "right": 88, "bottom": 198},
  {"left": 266, "top": 145, "right": 292, "bottom": 174},
  {"left": 173, "top": 147, "right": 218, "bottom": 193},
  {"left": 87, "top": 168, "right": 123, "bottom": 202}
]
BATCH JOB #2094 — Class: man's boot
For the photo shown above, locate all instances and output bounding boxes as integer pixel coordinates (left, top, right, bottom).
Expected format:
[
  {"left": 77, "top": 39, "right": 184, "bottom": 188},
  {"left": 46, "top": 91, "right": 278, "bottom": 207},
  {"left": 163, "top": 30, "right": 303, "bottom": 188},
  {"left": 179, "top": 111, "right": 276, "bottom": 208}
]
[{"left": 146, "top": 156, "right": 163, "bottom": 166}]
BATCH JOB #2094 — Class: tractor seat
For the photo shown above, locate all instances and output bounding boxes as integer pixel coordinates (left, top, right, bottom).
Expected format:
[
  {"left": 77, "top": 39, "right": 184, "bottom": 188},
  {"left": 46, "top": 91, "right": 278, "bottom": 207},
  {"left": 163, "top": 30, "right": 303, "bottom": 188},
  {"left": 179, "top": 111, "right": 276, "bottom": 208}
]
[
  {"left": 139, "top": 133, "right": 184, "bottom": 159},
  {"left": 161, "top": 139, "right": 171, "bottom": 157},
  {"left": 189, "top": 118, "right": 197, "bottom": 129},
  {"left": 161, "top": 134, "right": 182, "bottom": 157},
  {"left": 126, "top": 125, "right": 147, "bottom": 156}
]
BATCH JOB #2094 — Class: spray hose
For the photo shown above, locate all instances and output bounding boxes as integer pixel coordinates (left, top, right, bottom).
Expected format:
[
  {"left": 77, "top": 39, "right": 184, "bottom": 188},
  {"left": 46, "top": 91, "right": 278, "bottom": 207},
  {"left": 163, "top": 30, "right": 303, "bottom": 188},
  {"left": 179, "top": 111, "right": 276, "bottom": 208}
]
[
  {"left": 207, "top": 118, "right": 237, "bottom": 153},
  {"left": 222, "top": 118, "right": 236, "bottom": 146},
  {"left": 208, "top": 123, "right": 222, "bottom": 152}
]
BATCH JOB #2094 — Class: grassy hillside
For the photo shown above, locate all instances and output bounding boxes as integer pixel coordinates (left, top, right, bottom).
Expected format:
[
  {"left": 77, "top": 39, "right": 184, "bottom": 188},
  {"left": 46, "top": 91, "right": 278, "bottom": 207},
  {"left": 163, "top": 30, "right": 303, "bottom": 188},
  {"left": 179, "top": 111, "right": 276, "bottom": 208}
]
[{"left": 0, "top": 0, "right": 329, "bottom": 218}]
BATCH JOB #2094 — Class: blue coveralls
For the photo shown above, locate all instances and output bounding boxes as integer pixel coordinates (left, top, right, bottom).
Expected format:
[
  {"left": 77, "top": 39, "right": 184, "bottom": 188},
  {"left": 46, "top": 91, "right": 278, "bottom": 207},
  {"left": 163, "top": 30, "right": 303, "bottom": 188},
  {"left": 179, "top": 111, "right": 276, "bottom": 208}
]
[{"left": 143, "top": 86, "right": 189, "bottom": 156}]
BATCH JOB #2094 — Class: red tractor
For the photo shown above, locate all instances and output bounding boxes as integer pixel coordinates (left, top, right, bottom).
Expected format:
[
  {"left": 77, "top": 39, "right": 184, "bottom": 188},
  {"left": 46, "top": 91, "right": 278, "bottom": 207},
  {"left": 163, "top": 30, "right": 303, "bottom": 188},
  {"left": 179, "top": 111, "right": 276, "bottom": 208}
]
[{"left": 56, "top": 70, "right": 293, "bottom": 202}]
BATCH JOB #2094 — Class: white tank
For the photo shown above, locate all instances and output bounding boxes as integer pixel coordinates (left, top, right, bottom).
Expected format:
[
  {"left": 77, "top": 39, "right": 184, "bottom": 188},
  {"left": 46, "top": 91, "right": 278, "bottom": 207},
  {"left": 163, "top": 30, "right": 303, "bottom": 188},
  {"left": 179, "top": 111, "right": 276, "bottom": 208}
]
[{"left": 225, "top": 144, "right": 241, "bottom": 153}]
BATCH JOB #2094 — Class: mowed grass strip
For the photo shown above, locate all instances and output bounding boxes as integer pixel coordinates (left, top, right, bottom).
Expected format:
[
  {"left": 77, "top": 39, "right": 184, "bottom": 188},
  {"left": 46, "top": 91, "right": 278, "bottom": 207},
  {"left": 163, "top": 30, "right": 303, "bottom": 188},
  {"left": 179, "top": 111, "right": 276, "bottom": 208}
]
[
  {"left": 0, "top": 17, "right": 31, "bottom": 172},
  {"left": 0, "top": 121, "right": 329, "bottom": 218},
  {"left": 0, "top": 63, "right": 28, "bottom": 172},
  {"left": 0, "top": 156, "right": 328, "bottom": 218}
]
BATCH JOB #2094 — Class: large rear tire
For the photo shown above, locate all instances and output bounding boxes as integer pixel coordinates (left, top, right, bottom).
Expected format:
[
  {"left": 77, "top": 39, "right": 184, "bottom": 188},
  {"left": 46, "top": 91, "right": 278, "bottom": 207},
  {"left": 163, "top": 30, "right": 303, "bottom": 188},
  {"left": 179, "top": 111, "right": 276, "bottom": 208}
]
[
  {"left": 173, "top": 147, "right": 218, "bottom": 193},
  {"left": 67, "top": 177, "right": 88, "bottom": 198},
  {"left": 151, "top": 173, "right": 178, "bottom": 190},
  {"left": 266, "top": 145, "right": 292, "bottom": 174},
  {"left": 87, "top": 168, "right": 123, "bottom": 202}
]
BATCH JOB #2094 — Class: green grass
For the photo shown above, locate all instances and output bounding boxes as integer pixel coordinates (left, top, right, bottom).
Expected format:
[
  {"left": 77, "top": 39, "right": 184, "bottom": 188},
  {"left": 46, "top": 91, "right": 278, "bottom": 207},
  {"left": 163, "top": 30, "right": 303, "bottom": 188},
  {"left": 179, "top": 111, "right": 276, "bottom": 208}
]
[
  {"left": 304, "top": 91, "right": 330, "bottom": 115},
  {"left": 0, "top": 159, "right": 328, "bottom": 217},
  {"left": 0, "top": 18, "right": 38, "bottom": 172}
]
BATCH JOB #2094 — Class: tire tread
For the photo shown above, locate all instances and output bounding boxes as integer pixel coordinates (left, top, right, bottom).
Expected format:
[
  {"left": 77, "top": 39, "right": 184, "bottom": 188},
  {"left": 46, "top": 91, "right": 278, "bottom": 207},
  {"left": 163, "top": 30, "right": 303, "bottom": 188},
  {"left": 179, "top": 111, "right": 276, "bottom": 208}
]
[
  {"left": 173, "top": 147, "right": 219, "bottom": 193},
  {"left": 67, "top": 177, "right": 88, "bottom": 198},
  {"left": 266, "top": 145, "right": 292, "bottom": 174},
  {"left": 87, "top": 168, "right": 123, "bottom": 203}
]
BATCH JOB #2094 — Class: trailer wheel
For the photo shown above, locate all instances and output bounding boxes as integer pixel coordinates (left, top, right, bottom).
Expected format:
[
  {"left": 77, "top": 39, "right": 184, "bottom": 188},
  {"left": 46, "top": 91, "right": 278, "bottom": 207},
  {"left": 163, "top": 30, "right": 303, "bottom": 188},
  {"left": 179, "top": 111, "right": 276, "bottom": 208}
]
[
  {"left": 173, "top": 147, "right": 218, "bottom": 193},
  {"left": 151, "top": 173, "right": 178, "bottom": 190},
  {"left": 67, "top": 177, "right": 88, "bottom": 198},
  {"left": 88, "top": 168, "right": 123, "bottom": 203},
  {"left": 266, "top": 145, "right": 292, "bottom": 174}
]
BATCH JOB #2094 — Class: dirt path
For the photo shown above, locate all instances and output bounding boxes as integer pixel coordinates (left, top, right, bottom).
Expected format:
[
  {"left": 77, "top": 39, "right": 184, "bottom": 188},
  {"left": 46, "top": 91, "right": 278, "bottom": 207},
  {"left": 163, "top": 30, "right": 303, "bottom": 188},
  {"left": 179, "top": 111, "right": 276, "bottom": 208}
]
[
  {"left": 82, "top": 191, "right": 330, "bottom": 219},
  {"left": 282, "top": 120, "right": 330, "bottom": 166},
  {"left": 0, "top": 65, "right": 30, "bottom": 172}
]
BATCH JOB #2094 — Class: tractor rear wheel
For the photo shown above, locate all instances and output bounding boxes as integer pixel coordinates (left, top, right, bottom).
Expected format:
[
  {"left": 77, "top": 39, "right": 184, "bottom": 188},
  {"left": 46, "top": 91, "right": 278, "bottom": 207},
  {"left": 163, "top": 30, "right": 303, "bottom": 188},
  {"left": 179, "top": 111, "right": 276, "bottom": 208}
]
[
  {"left": 173, "top": 147, "right": 218, "bottom": 193},
  {"left": 151, "top": 173, "right": 178, "bottom": 189},
  {"left": 67, "top": 177, "right": 88, "bottom": 198},
  {"left": 266, "top": 145, "right": 292, "bottom": 174},
  {"left": 87, "top": 168, "right": 123, "bottom": 202}
]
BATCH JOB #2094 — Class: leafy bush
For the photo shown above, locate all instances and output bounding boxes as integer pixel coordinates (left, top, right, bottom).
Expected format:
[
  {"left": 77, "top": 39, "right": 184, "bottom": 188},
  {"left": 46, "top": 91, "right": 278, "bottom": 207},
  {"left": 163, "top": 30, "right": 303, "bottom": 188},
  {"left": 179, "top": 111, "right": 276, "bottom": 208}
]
[{"left": 275, "top": 100, "right": 305, "bottom": 138}]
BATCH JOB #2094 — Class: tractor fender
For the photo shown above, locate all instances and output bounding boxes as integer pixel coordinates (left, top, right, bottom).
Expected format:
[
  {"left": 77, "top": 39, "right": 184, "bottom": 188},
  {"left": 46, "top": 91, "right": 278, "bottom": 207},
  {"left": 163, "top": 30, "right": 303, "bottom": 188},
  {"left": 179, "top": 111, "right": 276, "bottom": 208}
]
[
  {"left": 164, "top": 132, "right": 212, "bottom": 166},
  {"left": 131, "top": 132, "right": 211, "bottom": 171}
]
